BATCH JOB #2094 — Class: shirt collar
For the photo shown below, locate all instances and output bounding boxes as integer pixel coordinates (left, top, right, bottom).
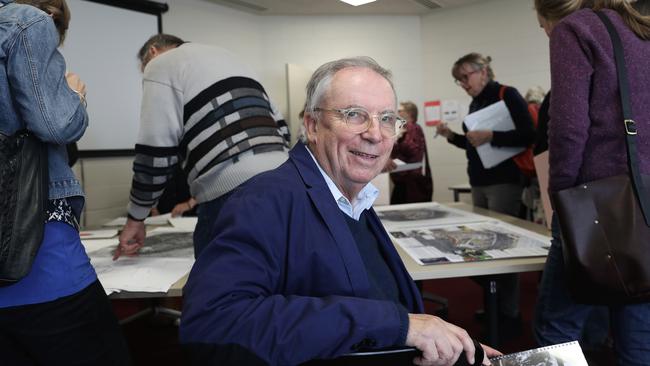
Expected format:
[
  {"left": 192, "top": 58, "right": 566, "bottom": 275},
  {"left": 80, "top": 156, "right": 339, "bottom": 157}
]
[{"left": 305, "top": 146, "right": 378, "bottom": 221}]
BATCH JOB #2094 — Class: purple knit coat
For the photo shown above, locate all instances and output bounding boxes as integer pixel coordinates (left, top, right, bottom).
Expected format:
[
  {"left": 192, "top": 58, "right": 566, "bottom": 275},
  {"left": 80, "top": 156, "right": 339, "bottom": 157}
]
[{"left": 549, "top": 8, "right": 650, "bottom": 192}]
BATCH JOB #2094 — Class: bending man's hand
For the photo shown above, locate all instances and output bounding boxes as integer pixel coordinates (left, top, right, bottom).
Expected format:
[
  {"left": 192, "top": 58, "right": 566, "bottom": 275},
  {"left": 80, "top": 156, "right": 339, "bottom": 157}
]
[
  {"left": 114, "top": 218, "right": 146, "bottom": 260},
  {"left": 171, "top": 197, "right": 196, "bottom": 217},
  {"left": 405, "top": 313, "right": 479, "bottom": 366}
]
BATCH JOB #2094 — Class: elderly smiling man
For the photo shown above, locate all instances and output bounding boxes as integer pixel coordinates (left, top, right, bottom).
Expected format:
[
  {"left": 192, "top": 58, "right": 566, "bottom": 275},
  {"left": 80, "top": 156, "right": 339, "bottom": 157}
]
[{"left": 180, "top": 57, "right": 498, "bottom": 366}]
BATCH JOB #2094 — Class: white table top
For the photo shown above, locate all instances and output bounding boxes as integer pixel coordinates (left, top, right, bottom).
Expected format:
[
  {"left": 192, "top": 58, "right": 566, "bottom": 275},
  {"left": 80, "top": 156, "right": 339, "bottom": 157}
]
[
  {"left": 399, "top": 202, "right": 549, "bottom": 281},
  {"left": 111, "top": 202, "right": 549, "bottom": 299}
]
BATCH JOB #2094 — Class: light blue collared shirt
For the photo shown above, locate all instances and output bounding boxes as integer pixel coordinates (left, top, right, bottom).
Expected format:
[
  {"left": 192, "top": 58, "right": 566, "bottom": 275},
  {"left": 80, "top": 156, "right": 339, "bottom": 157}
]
[{"left": 306, "top": 147, "right": 379, "bottom": 220}]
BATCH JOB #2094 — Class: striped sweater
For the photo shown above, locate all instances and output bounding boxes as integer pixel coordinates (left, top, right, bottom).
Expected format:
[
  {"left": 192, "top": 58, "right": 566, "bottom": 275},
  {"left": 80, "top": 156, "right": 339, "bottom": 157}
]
[{"left": 128, "top": 43, "right": 289, "bottom": 220}]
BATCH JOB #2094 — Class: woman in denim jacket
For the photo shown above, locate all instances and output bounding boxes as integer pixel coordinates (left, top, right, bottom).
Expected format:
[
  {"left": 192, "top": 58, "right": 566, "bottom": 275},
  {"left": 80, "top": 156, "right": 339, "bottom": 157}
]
[{"left": 0, "top": 0, "right": 131, "bottom": 364}]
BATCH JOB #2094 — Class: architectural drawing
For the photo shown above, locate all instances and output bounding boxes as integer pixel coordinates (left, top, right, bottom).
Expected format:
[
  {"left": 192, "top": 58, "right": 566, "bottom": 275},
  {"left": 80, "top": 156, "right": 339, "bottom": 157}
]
[{"left": 390, "top": 221, "right": 549, "bottom": 265}]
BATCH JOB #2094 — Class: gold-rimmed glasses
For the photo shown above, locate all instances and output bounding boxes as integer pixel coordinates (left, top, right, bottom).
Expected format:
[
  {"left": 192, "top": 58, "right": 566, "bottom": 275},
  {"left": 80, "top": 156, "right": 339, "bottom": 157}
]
[{"left": 313, "top": 107, "right": 406, "bottom": 138}]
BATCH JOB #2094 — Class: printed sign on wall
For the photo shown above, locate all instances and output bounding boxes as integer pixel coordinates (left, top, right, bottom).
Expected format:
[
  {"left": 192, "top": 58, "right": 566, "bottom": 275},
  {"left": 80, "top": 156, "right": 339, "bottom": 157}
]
[
  {"left": 424, "top": 100, "right": 441, "bottom": 126},
  {"left": 442, "top": 99, "right": 461, "bottom": 123}
]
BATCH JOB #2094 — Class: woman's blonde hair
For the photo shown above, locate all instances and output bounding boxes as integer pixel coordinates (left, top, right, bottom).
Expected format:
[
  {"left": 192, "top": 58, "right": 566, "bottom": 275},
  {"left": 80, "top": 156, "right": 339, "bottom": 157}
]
[
  {"left": 399, "top": 102, "right": 418, "bottom": 122},
  {"left": 525, "top": 86, "right": 546, "bottom": 104},
  {"left": 451, "top": 53, "right": 494, "bottom": 81},
  {"left": 16, "top": 0, "right": 70, "bottom": 45},
  {"left": 535, "top": 0, "right": 650, "bottom": 40}
]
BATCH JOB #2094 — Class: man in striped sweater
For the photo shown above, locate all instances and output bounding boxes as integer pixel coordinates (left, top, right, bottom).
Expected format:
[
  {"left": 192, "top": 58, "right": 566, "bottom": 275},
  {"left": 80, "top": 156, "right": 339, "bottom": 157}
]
[{"left": 115, "top": 34, "right": 290, "bottom": 259}]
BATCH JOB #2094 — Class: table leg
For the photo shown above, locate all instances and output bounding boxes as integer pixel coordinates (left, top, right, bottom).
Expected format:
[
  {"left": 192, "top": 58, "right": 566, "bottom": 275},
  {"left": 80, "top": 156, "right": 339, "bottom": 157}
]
[
  {"left": 486, "top": 279, "right": 499, "bottom": 346},
  {"left": 453, "top": 190, "right": 460, "bottom": 202}
]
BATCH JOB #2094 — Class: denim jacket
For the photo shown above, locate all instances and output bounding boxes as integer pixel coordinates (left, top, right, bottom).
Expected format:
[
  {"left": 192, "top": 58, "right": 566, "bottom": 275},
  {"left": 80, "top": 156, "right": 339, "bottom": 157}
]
[{"left": 0, "top": 1, "right": 87, "bottom": 201}]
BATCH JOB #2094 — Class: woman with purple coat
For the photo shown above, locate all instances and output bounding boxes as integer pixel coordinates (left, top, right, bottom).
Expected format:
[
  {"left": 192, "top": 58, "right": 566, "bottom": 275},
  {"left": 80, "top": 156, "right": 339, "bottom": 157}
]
[{"left": 533, "top": 0, "right": 650, "bottom": 364}]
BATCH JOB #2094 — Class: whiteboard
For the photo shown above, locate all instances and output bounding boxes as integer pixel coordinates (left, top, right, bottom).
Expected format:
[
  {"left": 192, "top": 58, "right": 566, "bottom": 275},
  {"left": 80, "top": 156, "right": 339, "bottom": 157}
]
[{"left": 62, "top": 0, "right": 160, "bottom": 152}]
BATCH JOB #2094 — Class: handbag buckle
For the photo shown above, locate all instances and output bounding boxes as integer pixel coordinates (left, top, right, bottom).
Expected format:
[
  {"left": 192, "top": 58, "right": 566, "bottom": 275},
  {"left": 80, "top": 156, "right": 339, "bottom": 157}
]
[{"left": 625, "top": 119, "right": 637, "bottom": 135}]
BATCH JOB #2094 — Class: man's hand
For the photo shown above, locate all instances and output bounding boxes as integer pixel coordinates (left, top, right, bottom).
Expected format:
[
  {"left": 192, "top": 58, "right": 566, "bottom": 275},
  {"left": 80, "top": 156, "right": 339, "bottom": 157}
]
[
  {"left": 480, "top": 343, "right": 502, "bottom": 364},
  {"left": 466, "top": 130, "right": 493, "bottom": 147},
  {"left": 405, "top": 313, "right": 476, "bottom": 366},
  {"left": 171, "top": 197, "right": 196, "bottom": 217},
  {"left": 114, "top": 218, "right": 146, "bottom": 260}
]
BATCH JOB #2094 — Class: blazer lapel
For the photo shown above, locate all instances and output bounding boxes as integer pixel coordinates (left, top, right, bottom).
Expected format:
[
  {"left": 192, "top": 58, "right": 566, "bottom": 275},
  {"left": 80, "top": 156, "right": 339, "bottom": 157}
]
[{"left": 289, "top": 143, "right": 370, "bottom": 297}]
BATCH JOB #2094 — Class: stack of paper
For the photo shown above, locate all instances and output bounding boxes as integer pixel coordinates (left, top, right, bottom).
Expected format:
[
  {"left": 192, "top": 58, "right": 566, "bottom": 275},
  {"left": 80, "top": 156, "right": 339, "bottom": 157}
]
[
  {"left": 490, "top": 341, "right": 588, "bottom": 365},
  {"left": 464, "top": 100, "right": 524, "bottom": 168},
  {"left": 81, "top": 227, "right": 194, "bottom": 295}
]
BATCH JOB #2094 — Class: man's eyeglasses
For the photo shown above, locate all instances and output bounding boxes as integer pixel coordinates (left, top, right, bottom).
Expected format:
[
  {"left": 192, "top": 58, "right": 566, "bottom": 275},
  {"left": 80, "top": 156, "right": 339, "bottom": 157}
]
[
  {"left": 454, "top": 68, "right": 481, "bottom": 86},
  {"left": 313, "top": 107, "right": 406, "bottom": 138}
]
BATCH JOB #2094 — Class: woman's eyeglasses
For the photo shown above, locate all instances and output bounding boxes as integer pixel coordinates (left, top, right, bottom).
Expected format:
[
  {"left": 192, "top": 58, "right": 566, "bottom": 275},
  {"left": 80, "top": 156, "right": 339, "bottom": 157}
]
[{"left": 454, "top": 68, "right": 481, "bottom": 85}]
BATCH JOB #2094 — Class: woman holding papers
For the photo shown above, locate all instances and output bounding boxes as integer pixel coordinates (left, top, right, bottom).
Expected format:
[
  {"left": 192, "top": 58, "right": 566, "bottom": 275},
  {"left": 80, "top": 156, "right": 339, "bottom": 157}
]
[
  {"left": 389, "top": 101, "right": 433, "bottom": 204},
  {"left": 436, "top": 53, "right": 535, "bottom": 216},
  {"left": 533, "top": 0, "right": 650, "bottom": 364},
  {"left": 436, "top": 52, "right": 535, "bottom": 337},
  {"left": 0, "top": 0, "right": 130, "bottom": 364}
]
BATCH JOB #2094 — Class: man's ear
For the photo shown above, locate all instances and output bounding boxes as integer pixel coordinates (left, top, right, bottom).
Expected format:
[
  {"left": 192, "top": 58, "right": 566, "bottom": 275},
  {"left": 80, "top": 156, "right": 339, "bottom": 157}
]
[
  {"left": 149, "top": 46, "right": 159, "bottom": 58},
  {"left": 303, "top": 112, "right": 318, "bottom": 144}
]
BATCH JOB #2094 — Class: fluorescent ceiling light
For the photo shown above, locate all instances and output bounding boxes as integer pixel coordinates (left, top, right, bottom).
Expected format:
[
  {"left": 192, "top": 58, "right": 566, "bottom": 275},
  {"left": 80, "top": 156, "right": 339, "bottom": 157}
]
[{"left": 339, "top": 0, "right": 377, "bottom": 6}]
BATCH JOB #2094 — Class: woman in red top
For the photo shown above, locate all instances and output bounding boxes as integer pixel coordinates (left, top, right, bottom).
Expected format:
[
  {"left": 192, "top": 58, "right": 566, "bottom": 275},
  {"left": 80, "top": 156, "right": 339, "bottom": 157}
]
[{"left": 389, "top": 101, "right": 432, "bottom": 204}]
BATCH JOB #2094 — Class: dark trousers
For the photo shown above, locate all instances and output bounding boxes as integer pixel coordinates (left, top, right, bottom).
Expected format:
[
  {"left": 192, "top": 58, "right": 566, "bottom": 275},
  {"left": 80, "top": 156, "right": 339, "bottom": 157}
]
[
  {"left": 0, "top": 280, "right": 131, "bottom": 366},
  {"left": 471, "top": 183, "right": 522, "bottom": 317}
]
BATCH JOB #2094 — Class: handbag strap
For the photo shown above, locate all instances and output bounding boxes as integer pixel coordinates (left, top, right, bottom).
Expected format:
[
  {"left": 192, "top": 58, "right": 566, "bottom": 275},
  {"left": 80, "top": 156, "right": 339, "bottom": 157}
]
[{"left": 595, "top": 10, "right": 650, "bottom": 226}]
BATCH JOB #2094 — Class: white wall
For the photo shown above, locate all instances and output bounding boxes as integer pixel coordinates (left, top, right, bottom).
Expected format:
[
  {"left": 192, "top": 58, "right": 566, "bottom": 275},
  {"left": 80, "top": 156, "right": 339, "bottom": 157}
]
[
  {"left": 258, "top": 15, "right": 424, "bottom": 133},
  {"left": 420, "top": 0, "right": 550, "bottom": 202},
  {"left": 163, "top": 3, "right": 425, "bottom": 140},
  {"left": 80, "top": 0, "right": 553, "bottom": 226},
  {"left": 162, "top": 0, "right": 264, "bottom": 70}
]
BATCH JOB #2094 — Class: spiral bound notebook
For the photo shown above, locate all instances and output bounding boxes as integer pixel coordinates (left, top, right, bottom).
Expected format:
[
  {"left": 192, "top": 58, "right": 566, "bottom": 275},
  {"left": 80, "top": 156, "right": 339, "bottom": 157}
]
[{"left": 490, "top": 341, "right": 588, "bottom": 366}]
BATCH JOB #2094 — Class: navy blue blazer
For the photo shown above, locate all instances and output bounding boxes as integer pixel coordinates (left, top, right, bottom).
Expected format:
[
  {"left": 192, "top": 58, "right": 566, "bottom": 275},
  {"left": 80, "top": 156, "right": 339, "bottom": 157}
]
[{"left": 180, "top": 142, "right": 423, "bottom": 366}]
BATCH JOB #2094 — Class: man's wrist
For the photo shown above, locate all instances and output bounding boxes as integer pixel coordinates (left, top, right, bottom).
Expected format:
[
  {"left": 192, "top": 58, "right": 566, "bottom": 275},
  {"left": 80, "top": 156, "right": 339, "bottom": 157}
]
[{"left": 127, "top": 213, "right": 145, "bottom": 222}]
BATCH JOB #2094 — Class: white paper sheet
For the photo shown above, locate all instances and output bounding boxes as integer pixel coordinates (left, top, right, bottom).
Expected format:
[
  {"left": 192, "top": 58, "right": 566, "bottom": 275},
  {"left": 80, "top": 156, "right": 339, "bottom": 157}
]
[
  {"left": 391, "top": 159, "right": 423, "bottom": 173},
  {"left": 102, "top": 213, "right": 173, "bottom": 227},
  {"left": 491, "top": 341, "right": 588, "bottom": 366},
  {"left": 168, "top": 217, "right": 198, "bottom": 231},
  {"left": 375, "top": 202, "right": 491, "bottom": 230},
  {"left": 91, "top": 257, "right": 193, "bottom": 295},
  {"left": 81, "top": 238, "right": 119, "bottom": 253},
  {"left": 534, "top": 151, "right": 553, "bottom": 229},
  {"left": 85, "top": 227, "right": 194, "bottom": 295},
  {"left": 79, "top": 229, "right": 118, "bottom": 240},
  {"left": 464, "top": 101, "right": 524, "bottom": 168}
]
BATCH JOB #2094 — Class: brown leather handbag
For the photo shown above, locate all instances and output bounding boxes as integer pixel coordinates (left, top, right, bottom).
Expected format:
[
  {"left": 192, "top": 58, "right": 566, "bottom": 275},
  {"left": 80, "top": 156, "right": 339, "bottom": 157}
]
[{"left": 551, "top": 11, "right": 650, "bottom": 305}]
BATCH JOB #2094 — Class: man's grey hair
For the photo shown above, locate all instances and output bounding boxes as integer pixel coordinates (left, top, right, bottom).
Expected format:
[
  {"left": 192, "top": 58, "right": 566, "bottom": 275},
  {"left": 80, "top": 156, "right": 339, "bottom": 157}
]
[{"left": 304, "top": 57, "right": 397, "bottom": 114}]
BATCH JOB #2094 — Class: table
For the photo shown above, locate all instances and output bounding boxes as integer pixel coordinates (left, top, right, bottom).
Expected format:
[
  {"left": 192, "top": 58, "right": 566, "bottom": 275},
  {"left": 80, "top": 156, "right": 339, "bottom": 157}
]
[
  {"left": 397, "top": 202, "right": 549, "bottom": 346},
  {"left": 448, "top": 183, "right": 472, "bottom": 202},
  {"left": 112, "top": 202, "right": 550, "bottom": 345},
  {"left": 399, "top": 202, "right": 548, "bottom": 281}
]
